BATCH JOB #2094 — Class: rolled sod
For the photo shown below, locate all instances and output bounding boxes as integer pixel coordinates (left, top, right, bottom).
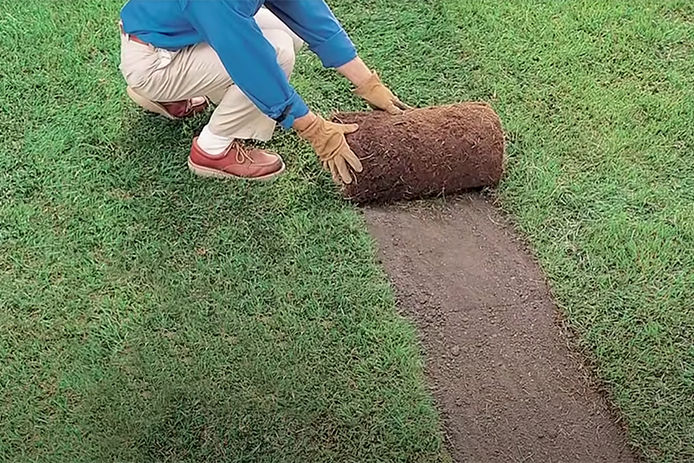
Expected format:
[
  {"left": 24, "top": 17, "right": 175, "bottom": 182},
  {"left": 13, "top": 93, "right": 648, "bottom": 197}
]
[{"left": 334, "top": 103, "right": 505, "bottom": 204}]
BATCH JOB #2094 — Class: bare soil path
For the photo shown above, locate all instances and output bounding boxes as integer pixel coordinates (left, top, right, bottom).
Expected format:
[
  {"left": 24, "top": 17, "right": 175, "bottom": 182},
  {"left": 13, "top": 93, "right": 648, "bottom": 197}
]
[{"left": 364, "top": 195, "right": 638, "bottom": 463}]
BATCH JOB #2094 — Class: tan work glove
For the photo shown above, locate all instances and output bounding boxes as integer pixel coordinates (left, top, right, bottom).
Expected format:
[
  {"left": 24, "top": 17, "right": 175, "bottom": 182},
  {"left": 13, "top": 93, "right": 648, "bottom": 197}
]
[
  {"left": 298, "top": 115, "right": 363, "bottom": 184},
  {"left": 354, "top": 72, "right": 411, "bottom": 115}
]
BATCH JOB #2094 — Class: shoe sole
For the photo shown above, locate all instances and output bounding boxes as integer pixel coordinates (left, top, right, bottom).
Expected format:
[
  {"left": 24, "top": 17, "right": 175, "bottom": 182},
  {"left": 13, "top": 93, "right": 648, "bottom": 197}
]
[
  {"left": 187, "top": 158, "right": 286, "bottom": 181},
  {"left": 127, "top": 86, "right": 178, "bottom": 120}
]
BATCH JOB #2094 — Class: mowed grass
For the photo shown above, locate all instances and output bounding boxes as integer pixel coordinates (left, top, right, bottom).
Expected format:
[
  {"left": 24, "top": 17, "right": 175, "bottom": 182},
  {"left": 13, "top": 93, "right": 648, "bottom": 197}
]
[
  {"left": 1, "top": 0, "right": 692, "bottom": 462},
  {"left": 0, "top": 0, "right": 451, "bottom": 461},
  {"left": 432, "top": 0, "right": 692, "bottom": 460}
]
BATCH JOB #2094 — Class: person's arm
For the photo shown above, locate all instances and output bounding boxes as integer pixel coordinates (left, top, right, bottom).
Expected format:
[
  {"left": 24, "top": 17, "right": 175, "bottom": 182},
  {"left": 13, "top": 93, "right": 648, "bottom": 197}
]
[
  {"left": 265, "top": 0, "right": 410, "bottom": 114},
  {"left": 335, "top": 56, "right": 373, "bottom": 87},
  {"left": 263, "top": 0, "right": 357, "bottom": 69},
  {"left": 184, "top": 0, "right": 308, "bottom": 129}
]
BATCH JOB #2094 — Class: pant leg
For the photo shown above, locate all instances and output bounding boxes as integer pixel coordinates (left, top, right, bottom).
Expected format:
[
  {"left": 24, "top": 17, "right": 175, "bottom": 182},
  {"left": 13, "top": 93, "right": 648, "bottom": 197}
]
[
  {"left": 120, "top": 10, "right": 303, "bottom": 141},
  {"left": 207, "top": 28, "right": 299, "bottom": 141},
  {"left": 128, "top": 42, "right": 229, "bottom": 105}
]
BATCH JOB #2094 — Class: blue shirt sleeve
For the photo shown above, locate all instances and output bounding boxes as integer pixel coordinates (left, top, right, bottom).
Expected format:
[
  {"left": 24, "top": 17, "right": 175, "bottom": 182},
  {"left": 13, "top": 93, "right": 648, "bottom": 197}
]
[
  {"left": 264, "top": 0, "right": 357, "bottom": 68},
  {"left": 183, "top": 0, "right": 309, "bottom": 129}
]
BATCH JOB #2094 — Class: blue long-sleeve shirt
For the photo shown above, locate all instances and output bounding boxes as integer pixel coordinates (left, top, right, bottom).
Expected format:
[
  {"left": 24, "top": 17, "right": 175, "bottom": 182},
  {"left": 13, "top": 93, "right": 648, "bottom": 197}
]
[{"left": 120, "top": 0, "right": 358, "bottom": 128}]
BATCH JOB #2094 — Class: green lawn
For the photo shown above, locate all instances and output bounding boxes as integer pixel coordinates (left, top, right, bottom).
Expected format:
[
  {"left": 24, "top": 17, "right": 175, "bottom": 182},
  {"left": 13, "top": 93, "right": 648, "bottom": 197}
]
[
  {"left": 1, "top": 0, "right": 692, "bottom": 462},
  {"left": 0, "top": 1, "right": 448, "bottom": 461},
  {"left": 437, "top": 1, "right": 694, "bottom": 460}
]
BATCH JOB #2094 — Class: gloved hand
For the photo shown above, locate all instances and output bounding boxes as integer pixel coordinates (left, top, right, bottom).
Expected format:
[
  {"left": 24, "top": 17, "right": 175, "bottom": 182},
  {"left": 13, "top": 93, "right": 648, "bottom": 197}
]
[
  {"left": 354, "top": 72, "right": 411, "bottom": 115},
  {"left": 298, "top": 115, "right": 363, "bottom": 184}
]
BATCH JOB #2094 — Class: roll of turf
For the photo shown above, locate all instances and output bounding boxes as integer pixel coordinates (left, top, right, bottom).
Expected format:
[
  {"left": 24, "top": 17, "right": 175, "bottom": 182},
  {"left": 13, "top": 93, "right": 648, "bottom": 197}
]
[{"left": 333, "top": 103, "right": 505, "bottom": 204}]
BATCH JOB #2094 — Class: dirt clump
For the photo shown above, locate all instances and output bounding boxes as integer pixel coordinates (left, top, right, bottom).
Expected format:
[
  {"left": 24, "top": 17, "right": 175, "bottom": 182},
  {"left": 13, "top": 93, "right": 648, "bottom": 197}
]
[{"left": 334, "top": 103, "right": 505, "bottom": 204}]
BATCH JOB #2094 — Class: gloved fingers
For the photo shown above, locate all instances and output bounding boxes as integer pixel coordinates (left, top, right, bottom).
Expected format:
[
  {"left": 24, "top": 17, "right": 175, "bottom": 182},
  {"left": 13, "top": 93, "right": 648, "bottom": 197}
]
[
  {"left": 340, "top": 143, "right": 363, "bottom": 173},
  {"left": 339, "top": 123, "right": 359, "bottom": 134},
  {"left": 328, "top": 161, "right": 341, "bottom": 184},
  {"left": 393, "top": 97, "right": 412, "bottom": 111},
  {"left": 334, "top": 156, "right": 354, "bottom": 184},
  {"left": 384, "top": 103, "right": 404, "bottom": 115}
]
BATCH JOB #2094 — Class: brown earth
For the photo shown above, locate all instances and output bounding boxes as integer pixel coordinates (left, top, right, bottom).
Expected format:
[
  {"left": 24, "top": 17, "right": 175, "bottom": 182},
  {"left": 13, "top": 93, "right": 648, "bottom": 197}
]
[
  {"left": 364, "top": 196, "right": 638, "bottom": 463},
  {"left": 334, "top": 104, "right": 504, "bottom": 204}
]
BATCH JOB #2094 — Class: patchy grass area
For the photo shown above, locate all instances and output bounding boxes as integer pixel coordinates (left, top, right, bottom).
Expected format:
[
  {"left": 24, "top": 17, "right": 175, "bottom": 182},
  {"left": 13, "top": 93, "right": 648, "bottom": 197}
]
[{"left": 1, "top": 0, "right": 692, "bottom": 462}]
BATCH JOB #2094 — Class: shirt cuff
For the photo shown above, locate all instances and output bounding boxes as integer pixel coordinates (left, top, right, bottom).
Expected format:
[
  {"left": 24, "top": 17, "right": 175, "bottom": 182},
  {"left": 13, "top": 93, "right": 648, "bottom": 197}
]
[
  {"left": 311, "top": 29, "right": 358, "bottom": 68},
  {"left": 275, "top": 92, "right": 310, "bottom": 129}
]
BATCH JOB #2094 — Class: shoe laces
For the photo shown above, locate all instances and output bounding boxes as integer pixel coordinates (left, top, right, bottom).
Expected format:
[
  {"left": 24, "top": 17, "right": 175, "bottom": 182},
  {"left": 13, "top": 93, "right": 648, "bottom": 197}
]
[{"left": 230, "top": 141, "right": 254, "bottom": 165}]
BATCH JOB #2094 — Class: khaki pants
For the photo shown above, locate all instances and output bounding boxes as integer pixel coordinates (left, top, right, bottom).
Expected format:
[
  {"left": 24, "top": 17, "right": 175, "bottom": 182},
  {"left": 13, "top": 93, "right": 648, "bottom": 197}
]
[{"left": 119, "top": 8, "right": 303, "bottom": 141}]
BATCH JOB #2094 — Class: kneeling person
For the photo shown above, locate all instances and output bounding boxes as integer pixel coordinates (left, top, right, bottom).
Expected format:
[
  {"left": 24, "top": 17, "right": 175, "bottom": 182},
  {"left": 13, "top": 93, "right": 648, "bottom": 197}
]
[{"left": 119, "top": 0, "right": 409, "bottom": 184}]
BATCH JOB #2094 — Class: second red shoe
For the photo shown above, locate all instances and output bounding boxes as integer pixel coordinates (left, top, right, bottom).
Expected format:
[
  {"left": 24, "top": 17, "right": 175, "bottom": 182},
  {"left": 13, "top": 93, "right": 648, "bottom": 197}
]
[{"left": 127, "top": 87, "right": 209, "bottom": 120}]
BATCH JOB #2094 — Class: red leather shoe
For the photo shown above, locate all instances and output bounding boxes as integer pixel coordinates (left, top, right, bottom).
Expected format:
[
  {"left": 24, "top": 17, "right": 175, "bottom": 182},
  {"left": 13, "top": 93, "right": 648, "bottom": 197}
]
[
  {"left": 188, "top": 138, "right": 285, "bottom": 181},
  {"left": 127, "top": 87, "right": 209, "bottom": 120}
]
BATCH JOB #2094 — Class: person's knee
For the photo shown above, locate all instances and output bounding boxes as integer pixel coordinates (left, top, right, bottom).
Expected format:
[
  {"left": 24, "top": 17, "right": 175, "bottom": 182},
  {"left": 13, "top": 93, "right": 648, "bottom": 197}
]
[
  {"left": 270, "top": 32, "right": 296, "bottom": 76},
  {"left": 256, "top": 7, "right": 303, "bottom": 53},
  {"left": 278, "top": 44, "right": 295, "bottom": 74},
  {"left": 288, "top": 33, "right": 303, "bottom": 54}
]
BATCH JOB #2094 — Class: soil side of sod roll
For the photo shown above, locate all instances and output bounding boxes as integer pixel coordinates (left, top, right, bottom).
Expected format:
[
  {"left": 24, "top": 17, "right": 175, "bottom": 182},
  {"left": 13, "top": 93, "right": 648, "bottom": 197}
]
[{"left": 334, "top": 103, "right": 505, "bottom": 204}]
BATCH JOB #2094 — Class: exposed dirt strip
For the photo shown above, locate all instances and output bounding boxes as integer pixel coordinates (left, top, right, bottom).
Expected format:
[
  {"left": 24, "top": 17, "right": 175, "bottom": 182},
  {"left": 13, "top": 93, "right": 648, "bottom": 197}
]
[{"left": 364, "top": 195, "right": 638, "bottom": 463}]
